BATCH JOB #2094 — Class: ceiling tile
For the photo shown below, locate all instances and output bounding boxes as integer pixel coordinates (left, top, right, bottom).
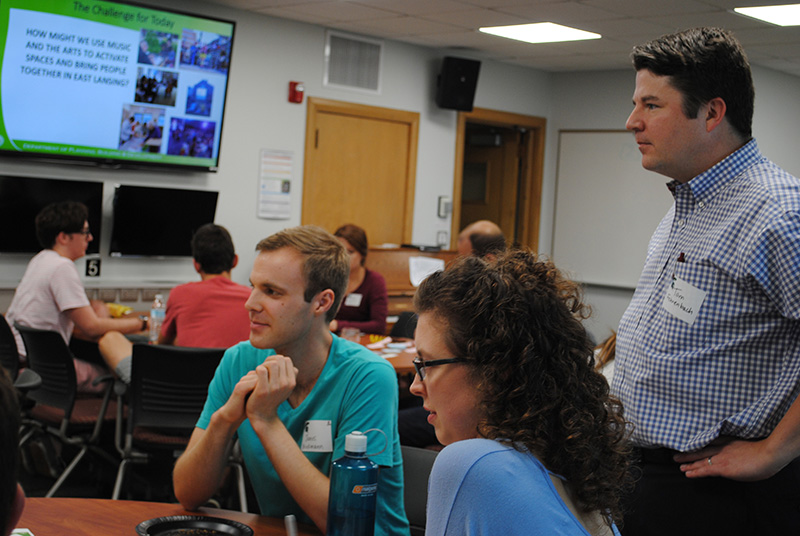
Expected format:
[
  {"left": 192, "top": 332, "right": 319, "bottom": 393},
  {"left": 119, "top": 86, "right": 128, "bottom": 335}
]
[
  {"left": 263, "top": 1, "right": 397, "bottom": 21},
  {"left": 202, "top": 0, "right": 800, "bottom": 76},
  {"left": 327, "top": 16, "right": 462, "bottom": 38},
  {"left": 419, "top": 8, "right": 531, "bottom": 27},
  {"left": 350, "top": 0, "right": 472, "bottom": 15},
  {"left": 497, "top": 1, "right": 625, "bottom": 23},
  {"left": 581, "top": 0, "right": 713, "bottom": 18}
]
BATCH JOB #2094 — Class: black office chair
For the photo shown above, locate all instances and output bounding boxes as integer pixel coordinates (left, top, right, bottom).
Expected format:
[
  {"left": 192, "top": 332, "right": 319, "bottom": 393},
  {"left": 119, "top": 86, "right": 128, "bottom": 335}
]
[
  {"left": 0, "top": 316, "right": 41, "bottom": 393},
  {"left": 15, "top": 323, "right": 118, "bottom": 497},
  {"left": 390, "top": 312, "right": 418, "bottom": 339},
  {"left": 401, "top": 445, "right": 439, "bottom": 536},
  {"left": 112, "top": 343, "right": 247, "bottom": 511},
  {"left": 0, "top": 315, "right": 20, "bottom": 378}
]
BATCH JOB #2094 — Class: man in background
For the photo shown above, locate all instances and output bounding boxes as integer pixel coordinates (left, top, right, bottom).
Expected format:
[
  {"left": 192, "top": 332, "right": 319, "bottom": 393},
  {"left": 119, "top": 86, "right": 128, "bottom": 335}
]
[
  {"left": 399, "top": 219, "right": 507, "bottom": 448},
  {"left": 173, "top": 225, "right": 408, "bottom": 535},
  {"left": 99, "top": 223, "right": 250, "bottom": 382},
  {"left": 158, "top": 223, "right": 250, "bottom": 347},
  {"left": 6, "top": 201, "right": 145, "bottom": 393},
  {"left": 614, "top": 27, "right": 800, "bottom": 534},
  {"left": 456, "top": 219, "right": 505, "bottom": 257}
]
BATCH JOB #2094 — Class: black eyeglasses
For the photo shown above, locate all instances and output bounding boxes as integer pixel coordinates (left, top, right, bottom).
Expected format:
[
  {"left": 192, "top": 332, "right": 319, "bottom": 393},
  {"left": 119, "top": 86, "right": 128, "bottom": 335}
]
[
  {"left": 412, "top": 357, "right": 467, "bottom": 380},
  {"left": 73, "top": 228, "right": 91, "bottom": 237}
]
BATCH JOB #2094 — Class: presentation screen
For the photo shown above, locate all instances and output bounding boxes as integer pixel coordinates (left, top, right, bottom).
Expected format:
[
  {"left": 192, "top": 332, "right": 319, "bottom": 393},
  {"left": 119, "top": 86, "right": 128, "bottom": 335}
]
[{"left": 0, "top": 0, "right": 235, "bottom": 171}]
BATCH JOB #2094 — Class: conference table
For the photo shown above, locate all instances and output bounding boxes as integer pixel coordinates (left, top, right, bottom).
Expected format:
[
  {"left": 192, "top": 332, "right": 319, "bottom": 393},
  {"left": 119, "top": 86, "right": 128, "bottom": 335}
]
[
  {"left": 357, "top": 334, "right": 415, "bottom": 375},
  {"left": 16, "top": 497, "right": 321, "bottom": 535}
]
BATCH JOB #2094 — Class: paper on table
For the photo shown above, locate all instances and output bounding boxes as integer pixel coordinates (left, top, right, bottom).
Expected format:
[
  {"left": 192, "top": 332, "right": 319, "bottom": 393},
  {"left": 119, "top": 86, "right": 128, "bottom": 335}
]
[
  {"left": 367, "top": 336, "right": 391, "bottom": 350},
  {"left": 409, "top": 257, "right": 445, "bottom": 287},
  {"left": 12, "top": 529, "right": 34, "bottom": 536}
]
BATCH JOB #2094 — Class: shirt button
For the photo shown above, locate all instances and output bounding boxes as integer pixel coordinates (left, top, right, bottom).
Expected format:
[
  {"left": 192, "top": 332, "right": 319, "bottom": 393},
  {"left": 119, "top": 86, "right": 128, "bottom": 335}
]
[
  {"left": 679, "top": 219, "right": 685, "bottom": 227},
  {"left": 698, "top": 201, "right": 705, "bottom": 209}
]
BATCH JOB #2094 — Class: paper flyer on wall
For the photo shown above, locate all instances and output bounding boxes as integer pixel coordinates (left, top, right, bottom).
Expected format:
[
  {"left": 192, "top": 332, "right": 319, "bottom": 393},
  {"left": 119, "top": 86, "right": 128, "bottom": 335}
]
[{"left": 257, "top": 149, "right": 292, "bottom": 219}]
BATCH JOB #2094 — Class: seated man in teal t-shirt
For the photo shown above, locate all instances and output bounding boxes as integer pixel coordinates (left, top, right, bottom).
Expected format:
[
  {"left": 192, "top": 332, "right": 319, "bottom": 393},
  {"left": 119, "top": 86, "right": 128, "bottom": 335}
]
[{"left": 173, "top": 225, "right": 409, "bottom": 536}]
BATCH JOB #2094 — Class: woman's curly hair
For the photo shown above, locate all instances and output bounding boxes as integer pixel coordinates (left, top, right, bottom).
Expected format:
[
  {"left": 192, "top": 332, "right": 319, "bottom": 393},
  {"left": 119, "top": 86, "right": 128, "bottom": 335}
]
[{"left": 414, "top": 249, "right": 633, "bottom": 525}]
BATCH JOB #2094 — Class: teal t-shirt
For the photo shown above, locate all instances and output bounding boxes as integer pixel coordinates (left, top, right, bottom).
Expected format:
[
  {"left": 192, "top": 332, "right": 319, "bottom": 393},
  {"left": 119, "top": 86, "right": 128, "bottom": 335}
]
[{"left": 197, "top": 335, "right": 409, "bottom": 536}]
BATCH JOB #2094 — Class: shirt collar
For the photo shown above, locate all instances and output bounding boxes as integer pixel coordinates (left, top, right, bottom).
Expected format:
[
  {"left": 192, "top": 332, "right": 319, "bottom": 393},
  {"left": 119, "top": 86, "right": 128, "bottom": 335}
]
[{"left": 666, "top": 139, "right": 762, "bottom": 202}]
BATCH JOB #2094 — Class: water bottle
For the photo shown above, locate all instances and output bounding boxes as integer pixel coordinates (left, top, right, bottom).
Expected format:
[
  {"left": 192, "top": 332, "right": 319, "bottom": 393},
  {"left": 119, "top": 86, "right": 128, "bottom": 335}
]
[
  {"left": 149, "top": 293, "right": 165, "bottom": 344},
  {"left": 326, "top": 431, "right": 378, "bottom": 536}
]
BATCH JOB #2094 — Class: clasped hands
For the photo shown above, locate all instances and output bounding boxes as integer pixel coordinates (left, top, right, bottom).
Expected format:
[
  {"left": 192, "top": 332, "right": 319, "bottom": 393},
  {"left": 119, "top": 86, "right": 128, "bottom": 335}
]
[{"left": 219, "top": 354, "right": 298, "bottom": 427}]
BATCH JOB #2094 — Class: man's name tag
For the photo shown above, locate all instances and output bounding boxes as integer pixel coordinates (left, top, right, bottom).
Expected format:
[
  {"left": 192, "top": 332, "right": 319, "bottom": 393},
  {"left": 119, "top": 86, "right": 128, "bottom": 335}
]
[
  {"left": 345, "top": 293, "right": 363, "bottom": 307},
  {"left": 662, "top": 275, "right": 707, "bottom": 326},
  {"left": 301, "top": 420, "right": 333, "bottom": 452}
]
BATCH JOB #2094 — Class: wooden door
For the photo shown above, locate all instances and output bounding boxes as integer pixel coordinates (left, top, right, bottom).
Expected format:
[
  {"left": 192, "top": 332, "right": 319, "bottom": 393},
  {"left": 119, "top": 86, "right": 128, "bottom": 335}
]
[
  {"left": 302, "top": 98, "right": 419, "bottom": 245},
  {"left": 460, "top": 129, "right": 520, "bottom": 243},
  {"left": 452, "top": 108, "right": 546, "bottom": 251}
]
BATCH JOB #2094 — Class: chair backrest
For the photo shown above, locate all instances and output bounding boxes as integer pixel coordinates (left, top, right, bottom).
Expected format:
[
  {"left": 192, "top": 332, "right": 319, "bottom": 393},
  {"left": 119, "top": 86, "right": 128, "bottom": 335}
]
[
  {"left": 15, "top": 323, "right": 78, "bottom": 413},
  {"left": 390, "top": 312, "right": 418, "bottom": 339},
  {"left": 129, "top": 343, "right": 225, "bottom": 431},
  {"left": 401, "top": 445, "right": 439, "bottom": 536},
  {"left": 0, "top": 315, "right": 20, "bottom": 379}
]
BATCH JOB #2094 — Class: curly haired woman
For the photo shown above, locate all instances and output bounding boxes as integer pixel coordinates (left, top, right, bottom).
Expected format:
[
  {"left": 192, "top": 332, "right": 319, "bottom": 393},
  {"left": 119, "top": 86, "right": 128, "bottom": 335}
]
[{"left": 410, "top": 250, "right": 632, "bottom": 535}]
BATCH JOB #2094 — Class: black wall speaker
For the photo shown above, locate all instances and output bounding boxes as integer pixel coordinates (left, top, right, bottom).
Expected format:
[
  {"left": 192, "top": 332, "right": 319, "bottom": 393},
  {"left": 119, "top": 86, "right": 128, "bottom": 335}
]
[{"left": 435, "top": 56, "right": 481, "bottom": 111}]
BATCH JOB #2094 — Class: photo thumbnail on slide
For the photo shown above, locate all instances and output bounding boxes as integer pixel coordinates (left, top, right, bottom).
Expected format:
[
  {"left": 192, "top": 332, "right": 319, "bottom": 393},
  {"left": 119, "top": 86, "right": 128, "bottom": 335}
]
[
  {"left": 179, "top": 29, "right": 231, "bottom": 74},
  {"left": 168, "top": 118, "right": 215, "bottom": 158},
  {"left": 186, "top": 80, "right": 213, "bottom": 117},
  {"left": 135, "top": 67, "right": 178, "bottom": 106},
  {"left": 137, "top": 28, "right": 177, "bottom": 68},
  {"left": 119, "top": 104, "right": 164, "bottom": 153}
]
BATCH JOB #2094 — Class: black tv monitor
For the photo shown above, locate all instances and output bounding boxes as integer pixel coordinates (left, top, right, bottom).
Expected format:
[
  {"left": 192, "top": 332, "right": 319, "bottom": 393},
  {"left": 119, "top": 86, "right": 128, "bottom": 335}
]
[
  {"left": 0, "top": 175, "right": 103, "bottom": 255},
  {"left": 0, "top": 0, "right": 235, "bottom": 172},
  {"left": 109, "top": 184, "right": 218, "bottom": 257}
]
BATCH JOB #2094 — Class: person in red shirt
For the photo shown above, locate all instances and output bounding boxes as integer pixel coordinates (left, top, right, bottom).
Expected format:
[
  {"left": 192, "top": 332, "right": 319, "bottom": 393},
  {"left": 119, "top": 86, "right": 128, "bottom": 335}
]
[{"left": 99, "top": 224, "right": 250, "bottom": 383}]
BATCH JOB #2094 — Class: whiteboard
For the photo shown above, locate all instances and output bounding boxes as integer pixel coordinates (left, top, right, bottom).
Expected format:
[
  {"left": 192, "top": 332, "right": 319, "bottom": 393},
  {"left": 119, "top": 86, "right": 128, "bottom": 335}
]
[{"left": 551, "top": 130, "right": 674, "bottom": 288}]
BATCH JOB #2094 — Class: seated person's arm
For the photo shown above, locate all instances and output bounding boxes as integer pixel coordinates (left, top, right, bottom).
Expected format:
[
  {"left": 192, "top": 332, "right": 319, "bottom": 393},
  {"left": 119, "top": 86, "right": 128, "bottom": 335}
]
[
  {"left": 68, "top": 305, "right": 143, "bottom": 340},
  {"left": 173, "top": 426, "right": 237, "bottom": 510},
  {"left": 158, "top": 301, "right": 177, "bottom": 345},
  {"left": 173, "top": 367, "right": 259, "bottom": 510},
  {"left": 247, "top": 357, "right": 331, "bottom": 532},
  {"left": 158, "top": 331, "right": 176, "bottom": 345}
]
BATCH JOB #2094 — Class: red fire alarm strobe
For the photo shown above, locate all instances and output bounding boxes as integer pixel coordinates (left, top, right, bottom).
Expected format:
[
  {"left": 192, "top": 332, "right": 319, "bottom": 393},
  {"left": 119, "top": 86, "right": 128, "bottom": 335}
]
[{"left": 289, "top": 81, "right": 304, "bottom": 104}]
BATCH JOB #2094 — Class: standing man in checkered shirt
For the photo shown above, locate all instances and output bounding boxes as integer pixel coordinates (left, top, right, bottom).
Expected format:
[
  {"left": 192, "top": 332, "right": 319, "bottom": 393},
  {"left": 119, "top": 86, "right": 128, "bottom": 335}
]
[{"left": 614, "top": 27, "right": 800, "bottom": 535}]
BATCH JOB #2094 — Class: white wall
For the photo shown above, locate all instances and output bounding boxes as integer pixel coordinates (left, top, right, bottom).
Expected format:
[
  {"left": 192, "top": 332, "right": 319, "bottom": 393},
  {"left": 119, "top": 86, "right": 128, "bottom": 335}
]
[
  {"left": 2, "top": 0, "right": 799, "bottom": 345},
  {"left": 0, "top": 0, "right": 554, "bottom": 311},
  {"left": 549, "top": 66, "right": 800, "bottom": 342}
]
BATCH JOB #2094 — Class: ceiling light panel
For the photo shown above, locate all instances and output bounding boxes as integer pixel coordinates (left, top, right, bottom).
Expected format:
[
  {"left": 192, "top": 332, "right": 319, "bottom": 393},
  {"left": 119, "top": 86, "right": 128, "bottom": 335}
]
[
  {"left": 479, "top": 22, "right": 601, "bottom": 44},
  {"left": 734, "top": 4, "right": 800, "bottom": 26}
]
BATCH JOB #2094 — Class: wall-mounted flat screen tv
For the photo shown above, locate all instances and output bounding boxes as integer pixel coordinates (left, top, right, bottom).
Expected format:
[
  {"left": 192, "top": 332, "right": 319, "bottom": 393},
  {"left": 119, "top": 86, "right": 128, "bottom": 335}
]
[
  {"left": 0, "top": 175, "right": 103, "bottom": 255},
  {"left": 0, "top": 0, "right": 235, "bottom": 172},
  {"left": 109, "top": 184, "right": 218, "bottom": 257}
]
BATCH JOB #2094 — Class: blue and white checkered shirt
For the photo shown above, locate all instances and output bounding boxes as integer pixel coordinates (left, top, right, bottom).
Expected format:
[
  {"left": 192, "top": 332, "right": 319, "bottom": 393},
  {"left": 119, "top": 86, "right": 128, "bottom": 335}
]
[{"left": 613, "top": 139, "right": 800, "bottom": 451}]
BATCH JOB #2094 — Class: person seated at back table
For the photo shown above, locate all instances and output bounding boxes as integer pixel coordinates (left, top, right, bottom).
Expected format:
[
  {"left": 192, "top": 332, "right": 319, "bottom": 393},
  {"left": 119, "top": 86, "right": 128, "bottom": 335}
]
[
  {"left": 98, "top": 223, "right": 251, "bottom": 383},
  {"left": 5, "top": 201, "right": 146, "bottom": 393},
  {"left": 173, "top": 225, "right": 408, "bottom": 535},
  {"left": 398, "top": 224, "right": 506, "bottom": 449},
  {"left": 1, "top": 369, "right": 25, "bottom": 536},
  {"left": 328, "top": 223, "right": 388, "bottom": 336},
  {"left": 410, "top": 250, "right": 632, "bottom": 535},
  {"left": 469, "top": 232, "right": 506, "bottom": 259},
  {"left": 456, "top": 219, "right": 504, "bottom": 257}
]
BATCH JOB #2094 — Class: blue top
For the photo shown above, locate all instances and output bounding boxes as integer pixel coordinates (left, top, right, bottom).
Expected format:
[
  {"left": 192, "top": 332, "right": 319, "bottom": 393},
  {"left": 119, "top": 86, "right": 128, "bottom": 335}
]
[
  {"left": 426, "top": 438, "right": 620, "bottom": 536},
  {"left": 614, "top": 139, "right": 800, "bottom": 450},
  {"left": 197, "top": 335, "right": 409, "bottom": 535}
]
